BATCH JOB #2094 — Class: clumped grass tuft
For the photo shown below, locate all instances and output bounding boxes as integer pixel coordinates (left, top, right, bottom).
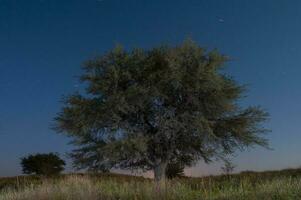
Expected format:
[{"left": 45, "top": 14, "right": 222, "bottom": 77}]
[{"left": 1, "top": 172, "right": 301, "bottom": 200}]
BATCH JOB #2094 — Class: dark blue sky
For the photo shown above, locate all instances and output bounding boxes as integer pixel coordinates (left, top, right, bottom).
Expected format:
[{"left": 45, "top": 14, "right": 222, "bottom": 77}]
[{"left": 1, "top": 0, "right": 301, "bottom": 177}]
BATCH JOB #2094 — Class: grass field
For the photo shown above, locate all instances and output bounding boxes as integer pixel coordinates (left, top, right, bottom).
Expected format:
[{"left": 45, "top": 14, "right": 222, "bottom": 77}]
[{"left": 1, "top": 168, "right": 301, "bottom": 200}]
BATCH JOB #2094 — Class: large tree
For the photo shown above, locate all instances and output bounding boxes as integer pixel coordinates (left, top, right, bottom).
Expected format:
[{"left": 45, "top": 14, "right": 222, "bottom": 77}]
[{"left": 55, "top": 40, "right": 269, "bottom": 182}]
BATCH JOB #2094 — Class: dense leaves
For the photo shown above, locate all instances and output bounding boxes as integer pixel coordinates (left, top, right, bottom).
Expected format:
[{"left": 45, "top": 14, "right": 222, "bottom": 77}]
[
  {"left": 55, "top": 40, "right": 269, "bottom": 181},
  {"left": 20, "top": 153, "right": 65, "bottom": 176}
]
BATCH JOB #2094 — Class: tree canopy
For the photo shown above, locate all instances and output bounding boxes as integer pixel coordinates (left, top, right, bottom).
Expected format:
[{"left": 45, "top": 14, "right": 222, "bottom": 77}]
[
  {"left": 55, "top": 40, "right": 269, "bottom": 182},
  {"left": 21, "top": 153, "right": 65, "bottom": 176}
]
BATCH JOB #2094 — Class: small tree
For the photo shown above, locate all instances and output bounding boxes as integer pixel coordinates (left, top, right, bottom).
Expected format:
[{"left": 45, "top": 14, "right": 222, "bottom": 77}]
[
  {"left": 55, "top": 40, "right": 269, "bottom": 183},
  {"left": 21, "top": 153, "right": 65, "bottom": 176},
  {"left": 221, "top": 160, "right": 236, "bottom": 175}
]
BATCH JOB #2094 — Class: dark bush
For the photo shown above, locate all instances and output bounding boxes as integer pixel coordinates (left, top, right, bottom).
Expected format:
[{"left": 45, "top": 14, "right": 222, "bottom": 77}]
[
  {"left": 165, "top": 162, "right": 185, "bottom": 179},
  {"left": 20, "top": 153, "right": 65, "bottom": 176}
]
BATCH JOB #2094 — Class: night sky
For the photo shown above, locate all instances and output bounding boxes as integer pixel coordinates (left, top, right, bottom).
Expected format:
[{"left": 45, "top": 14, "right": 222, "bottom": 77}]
[{"left": 1, "top": 0, "right": 301, "bottom": 177}]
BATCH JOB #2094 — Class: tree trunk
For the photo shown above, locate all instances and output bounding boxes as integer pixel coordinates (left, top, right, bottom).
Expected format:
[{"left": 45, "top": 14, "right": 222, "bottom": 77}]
[{"left": 154, "top": 161, "right": 167, "bottom": 183}]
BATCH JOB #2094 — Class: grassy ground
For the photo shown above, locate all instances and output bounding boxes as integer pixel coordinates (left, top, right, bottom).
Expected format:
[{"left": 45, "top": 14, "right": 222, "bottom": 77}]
[{"left": 1, "top": 169, "right": 301, "bottom": 200}]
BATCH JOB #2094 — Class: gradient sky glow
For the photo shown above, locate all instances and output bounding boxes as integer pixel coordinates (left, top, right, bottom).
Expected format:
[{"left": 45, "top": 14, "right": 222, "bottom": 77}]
[{"left": 1, "top": 0, "right": 301, "bottom": 177}]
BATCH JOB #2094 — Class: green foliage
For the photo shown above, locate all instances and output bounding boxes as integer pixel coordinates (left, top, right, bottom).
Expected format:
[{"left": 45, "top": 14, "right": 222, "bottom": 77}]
[
  {"left": 20, "top": 153, "right": 65, "bottom": 176},
  {"left": 55, "top": 40, "right": 269, "bottom": 181}
]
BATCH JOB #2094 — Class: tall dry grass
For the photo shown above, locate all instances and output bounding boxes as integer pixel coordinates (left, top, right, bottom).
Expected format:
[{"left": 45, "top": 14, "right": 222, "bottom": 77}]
[{"left": 1, "top": 174, "right": 301, "bottom": 200}]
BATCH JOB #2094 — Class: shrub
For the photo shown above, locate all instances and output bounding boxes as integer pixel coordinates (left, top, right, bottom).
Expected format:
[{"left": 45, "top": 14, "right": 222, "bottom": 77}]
[{"left": 20, "top": 153, "right": 65, "bottom": 176}]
